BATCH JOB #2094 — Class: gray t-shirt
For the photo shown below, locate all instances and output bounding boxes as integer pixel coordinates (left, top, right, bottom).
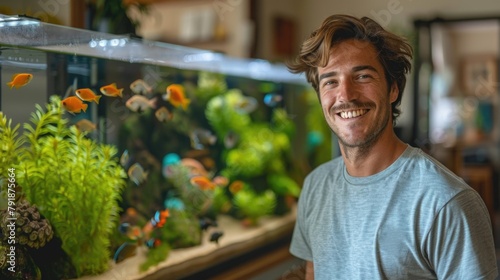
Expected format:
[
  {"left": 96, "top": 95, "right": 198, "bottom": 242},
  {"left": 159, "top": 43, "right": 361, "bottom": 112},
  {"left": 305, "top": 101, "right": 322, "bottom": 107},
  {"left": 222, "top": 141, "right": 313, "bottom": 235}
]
[{"left": 290, "top": 145, "right": 498, "bottom": 279}]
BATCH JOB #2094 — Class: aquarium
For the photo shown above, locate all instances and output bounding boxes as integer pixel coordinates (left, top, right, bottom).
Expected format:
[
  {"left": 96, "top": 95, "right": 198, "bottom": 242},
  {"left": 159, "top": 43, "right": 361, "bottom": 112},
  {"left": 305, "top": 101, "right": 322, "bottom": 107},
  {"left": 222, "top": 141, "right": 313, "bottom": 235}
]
[{"left": 0, "top": 14, "right": 332, "bottom": 279}]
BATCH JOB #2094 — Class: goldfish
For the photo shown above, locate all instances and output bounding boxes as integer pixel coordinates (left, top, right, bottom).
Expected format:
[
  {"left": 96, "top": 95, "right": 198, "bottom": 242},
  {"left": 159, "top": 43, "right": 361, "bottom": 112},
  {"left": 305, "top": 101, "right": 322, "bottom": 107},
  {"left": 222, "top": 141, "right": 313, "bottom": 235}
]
[
  {"left": 263, "top": 93, "right": 283, "bottom": 107},
  {"left": 164, "top": 84, "right": 190, "bottom": 110},
  {"left": 190, "top": 175, "right": 216, "bottom": 191},
  {"left": 100, "top": 83, "right": 124, "bottom": 98},
  {"left": 61, "top": 96, "right": 88, "bottom": 114},
  {"left": 130, "top": 79, "right": 152, "bottom": 95},
  {"left": 155, "top": 106, "right": 173, "bottom": 122},
  {"left": 6, "top": 73, "right": 33, "bottom": 89},
  {"left": 127, "top": 162, "right": 148, "bottom": 186},
  {"left": 125, "top": 95, "right": 156, "bottom": 112},
  {"left": 74, "top": 119, "right": 97, "bottom": 133},
  {"left": 75, "top": 88, "right": 102, "bottom": 104}
]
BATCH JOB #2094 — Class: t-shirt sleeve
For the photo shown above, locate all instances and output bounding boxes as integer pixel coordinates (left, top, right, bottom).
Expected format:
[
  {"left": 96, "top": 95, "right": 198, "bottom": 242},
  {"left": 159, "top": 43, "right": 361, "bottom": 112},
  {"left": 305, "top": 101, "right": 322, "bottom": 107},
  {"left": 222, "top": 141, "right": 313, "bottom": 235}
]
[
  {"left": 425, "top": 190, "right": 498, "bottom": 279},
  {"left": 290, "top": 177, "right": 313, "bottom": 262}
]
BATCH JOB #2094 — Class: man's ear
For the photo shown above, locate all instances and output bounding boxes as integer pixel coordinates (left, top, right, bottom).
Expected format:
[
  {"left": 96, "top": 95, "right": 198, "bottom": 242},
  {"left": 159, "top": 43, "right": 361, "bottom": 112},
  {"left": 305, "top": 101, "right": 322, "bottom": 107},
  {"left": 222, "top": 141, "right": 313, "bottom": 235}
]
[{"left": 389, "top": 82, "right": 399, "bottom": 103}]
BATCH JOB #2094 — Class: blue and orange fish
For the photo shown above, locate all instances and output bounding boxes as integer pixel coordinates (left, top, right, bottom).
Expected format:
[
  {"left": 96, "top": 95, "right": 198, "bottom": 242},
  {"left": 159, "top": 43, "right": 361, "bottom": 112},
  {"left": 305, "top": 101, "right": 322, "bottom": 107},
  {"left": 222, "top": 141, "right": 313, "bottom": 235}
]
[{"left": 150, "top": 209, "right": 169, "bottom": 228}]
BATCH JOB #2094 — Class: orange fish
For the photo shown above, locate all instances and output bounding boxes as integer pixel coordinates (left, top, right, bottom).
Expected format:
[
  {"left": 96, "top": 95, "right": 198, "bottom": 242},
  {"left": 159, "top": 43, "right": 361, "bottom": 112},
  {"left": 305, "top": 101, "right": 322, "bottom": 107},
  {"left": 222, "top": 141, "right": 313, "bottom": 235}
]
[
  {"left": 164, "top": 84, "right": 190, "bottom": 110},
  {"left": 190, "top": 175, "right": 216, "bottom": 191},
  {"left": 61, "top": 96, "right": 88, "bottom": 114},
  {"left": 75, "top": 88, "right": 102, "bottom": 104},
  {"left": 229, "top": 180, "right": 244, "bottom": 194},
  {"left": 100, "top": 83, "right": 123, "bottom": 98},
  {"left": 7, "top": 73, "right": 33, "bottom": 89}
]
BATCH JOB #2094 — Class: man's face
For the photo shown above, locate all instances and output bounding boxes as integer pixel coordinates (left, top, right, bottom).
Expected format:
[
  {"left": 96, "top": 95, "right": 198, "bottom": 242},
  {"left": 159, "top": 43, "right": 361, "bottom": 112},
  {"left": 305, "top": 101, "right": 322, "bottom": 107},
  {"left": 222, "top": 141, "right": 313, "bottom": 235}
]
[{"left": 317, "top": 39, "right": 398, "bottom": 149}]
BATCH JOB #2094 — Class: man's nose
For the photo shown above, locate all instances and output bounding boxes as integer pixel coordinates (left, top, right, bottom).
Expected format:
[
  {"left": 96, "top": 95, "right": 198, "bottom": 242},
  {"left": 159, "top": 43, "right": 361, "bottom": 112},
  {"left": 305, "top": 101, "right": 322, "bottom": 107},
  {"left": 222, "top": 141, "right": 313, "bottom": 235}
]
[{"left": 337, "top": 79, "right": 360, "bottom": 102}]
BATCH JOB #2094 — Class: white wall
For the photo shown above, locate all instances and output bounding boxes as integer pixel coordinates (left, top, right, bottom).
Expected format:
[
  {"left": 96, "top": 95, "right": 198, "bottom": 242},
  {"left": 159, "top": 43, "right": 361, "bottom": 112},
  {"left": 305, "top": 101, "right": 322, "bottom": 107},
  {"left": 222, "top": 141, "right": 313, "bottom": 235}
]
[
  {"left": 299, "top": 0, "right": 500, "bottom": 38},
  {"left": 0, "top": 0, "right": 71, "bottom": 25}
]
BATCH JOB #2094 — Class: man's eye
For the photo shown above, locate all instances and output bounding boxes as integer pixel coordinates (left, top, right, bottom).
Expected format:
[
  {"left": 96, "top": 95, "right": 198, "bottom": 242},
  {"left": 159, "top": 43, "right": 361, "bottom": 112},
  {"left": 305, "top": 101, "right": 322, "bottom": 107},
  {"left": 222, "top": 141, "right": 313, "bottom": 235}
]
[
  {"left": 357, "top": 74, "right": 372, "bottom": 80},
  {"left": 323, "top": 80, "right": 336, "bottom": 87}
]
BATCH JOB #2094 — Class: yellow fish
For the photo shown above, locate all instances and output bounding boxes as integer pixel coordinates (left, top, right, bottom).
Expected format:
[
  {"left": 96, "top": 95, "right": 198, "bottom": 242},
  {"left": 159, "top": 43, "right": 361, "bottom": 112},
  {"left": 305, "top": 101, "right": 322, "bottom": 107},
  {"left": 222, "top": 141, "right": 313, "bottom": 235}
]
[
  {"left": 61, "top": 96, "right": 88, "bottom": 114},
  {"left": 155, "top": 106, "right": 173, "bottom": 122},
  {"left": 100, "top": 83, "right": 123, "bottom": 98},
  {"left": 7, "top": 73, "right": 33, "bottom": 89},
  {"left": 164, "top": 84, "right": 190, "bottom": 110},
  {"left": 75, "top": 88, "right": 102, "bottom": 104}
]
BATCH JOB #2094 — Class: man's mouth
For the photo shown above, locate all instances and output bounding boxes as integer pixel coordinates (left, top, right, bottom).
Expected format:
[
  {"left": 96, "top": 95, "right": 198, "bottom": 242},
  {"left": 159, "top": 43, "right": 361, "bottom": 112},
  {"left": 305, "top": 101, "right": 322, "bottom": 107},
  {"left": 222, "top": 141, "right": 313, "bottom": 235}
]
[{"left": 338, "top": 109, "right": 368, "bottom": 119}]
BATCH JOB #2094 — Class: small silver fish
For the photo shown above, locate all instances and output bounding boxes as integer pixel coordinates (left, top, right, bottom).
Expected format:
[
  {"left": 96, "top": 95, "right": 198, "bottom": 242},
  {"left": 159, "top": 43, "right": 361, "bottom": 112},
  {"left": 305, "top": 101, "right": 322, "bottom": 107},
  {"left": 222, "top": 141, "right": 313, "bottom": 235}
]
[
  {"left": 130, "top": 79, "right": 153, "bottom": 95},
  {"left": 127, "top": 162, "right": 148, "bottom": 186},
  {"left": 190, "top": 128, "right": 217, "bottom": 150},
  {"left": 155, "top": 106, "right": 173, "bottom": 122},
  {"left": 120, "top": 150, "right": 130, "bottom": 167},
  {"left": 224, "top": 131, "right": 239, "bottom": 149},
  {"left": 125, "top": 95, "right": 156, "bottom": 112}
]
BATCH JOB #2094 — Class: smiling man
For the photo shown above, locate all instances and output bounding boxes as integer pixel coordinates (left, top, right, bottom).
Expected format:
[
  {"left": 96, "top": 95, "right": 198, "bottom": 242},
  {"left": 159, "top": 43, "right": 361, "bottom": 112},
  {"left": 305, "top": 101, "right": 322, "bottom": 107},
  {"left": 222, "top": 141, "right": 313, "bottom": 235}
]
[{"left": 287, "top": 14, "right": 498, "bottom": 279}]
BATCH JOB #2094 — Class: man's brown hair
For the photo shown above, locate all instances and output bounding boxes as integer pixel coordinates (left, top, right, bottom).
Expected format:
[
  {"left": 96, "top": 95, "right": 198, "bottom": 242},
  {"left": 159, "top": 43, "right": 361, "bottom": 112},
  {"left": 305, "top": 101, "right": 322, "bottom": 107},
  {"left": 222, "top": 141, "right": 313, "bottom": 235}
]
[{"left": 287, "top": 14, "right": 413, "bottom": 123}]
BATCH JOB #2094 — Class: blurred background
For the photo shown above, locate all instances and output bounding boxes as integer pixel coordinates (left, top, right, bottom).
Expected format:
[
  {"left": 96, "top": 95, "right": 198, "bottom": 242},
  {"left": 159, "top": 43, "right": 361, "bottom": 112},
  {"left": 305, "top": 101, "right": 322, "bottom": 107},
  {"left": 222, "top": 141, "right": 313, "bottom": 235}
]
[{"left": 1, "top": 0, "right": 500, "bottom": 279}]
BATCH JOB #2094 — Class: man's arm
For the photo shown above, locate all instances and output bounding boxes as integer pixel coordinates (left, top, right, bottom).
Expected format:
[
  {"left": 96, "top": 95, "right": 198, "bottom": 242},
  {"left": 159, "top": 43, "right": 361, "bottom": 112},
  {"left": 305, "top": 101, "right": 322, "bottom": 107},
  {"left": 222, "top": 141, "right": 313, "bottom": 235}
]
[{"left": 306, "top": 261, "right": 314, "bottom": 280}]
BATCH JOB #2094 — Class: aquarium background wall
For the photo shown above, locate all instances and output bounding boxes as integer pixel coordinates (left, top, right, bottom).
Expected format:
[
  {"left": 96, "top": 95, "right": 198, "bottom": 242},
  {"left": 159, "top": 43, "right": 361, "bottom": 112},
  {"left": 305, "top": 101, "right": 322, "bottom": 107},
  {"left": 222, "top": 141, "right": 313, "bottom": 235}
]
[{"left": 0, "top": 14, "right": 335, "bottom": 278}]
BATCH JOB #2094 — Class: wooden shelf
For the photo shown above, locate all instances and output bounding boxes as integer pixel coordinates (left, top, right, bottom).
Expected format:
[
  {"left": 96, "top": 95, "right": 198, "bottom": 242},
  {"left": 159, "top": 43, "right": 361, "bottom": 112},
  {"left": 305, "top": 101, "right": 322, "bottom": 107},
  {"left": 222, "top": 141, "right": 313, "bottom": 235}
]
[{"left": 78, "top": 207, "right": 296, "bottom": 280}]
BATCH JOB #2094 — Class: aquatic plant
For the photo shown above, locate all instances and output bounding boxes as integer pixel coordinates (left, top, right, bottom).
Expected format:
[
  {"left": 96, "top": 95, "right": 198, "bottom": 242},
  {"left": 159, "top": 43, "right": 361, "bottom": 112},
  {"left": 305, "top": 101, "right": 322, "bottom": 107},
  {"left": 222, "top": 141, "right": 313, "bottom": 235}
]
[
  {"left": 266, "top": 174, "right": 300, "bottom": 197},
  {"left": 157, "top": 209, "right": 201, "bottom": 248},
  {"left": 139, "top": 242, "right": 170, "bottom": 272},
  {"left": 233, "top": 188, "right": 276, "bottom": 226},
  {"left": 0, "top": 96, "right": 127, "bottom": 276},
  {"left": 205, "top": 89, "right": 252, "bottom": 139}
]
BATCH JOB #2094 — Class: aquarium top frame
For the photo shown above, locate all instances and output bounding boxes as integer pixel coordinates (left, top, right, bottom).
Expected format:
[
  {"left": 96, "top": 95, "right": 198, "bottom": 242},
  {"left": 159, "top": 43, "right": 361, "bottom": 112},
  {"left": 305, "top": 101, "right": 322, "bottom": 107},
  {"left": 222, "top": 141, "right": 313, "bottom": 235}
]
[{"left": 0, "top": 14, "right": 307, "bottom": 85}]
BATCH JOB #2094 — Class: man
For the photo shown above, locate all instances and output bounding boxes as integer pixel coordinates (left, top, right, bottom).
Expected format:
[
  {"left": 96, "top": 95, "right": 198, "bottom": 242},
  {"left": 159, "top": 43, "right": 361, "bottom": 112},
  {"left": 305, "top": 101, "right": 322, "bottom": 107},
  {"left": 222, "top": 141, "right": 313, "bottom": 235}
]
[{"left": 287, "top": 14, "right": 498, "bottom": 279}]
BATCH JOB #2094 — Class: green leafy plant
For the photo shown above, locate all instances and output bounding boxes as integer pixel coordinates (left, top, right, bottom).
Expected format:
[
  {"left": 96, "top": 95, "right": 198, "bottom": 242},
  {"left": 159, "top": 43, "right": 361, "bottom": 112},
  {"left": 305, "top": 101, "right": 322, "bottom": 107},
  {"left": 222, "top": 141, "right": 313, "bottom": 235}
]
[
  {"left": 233, "top": 188, "right": 276, "bottom": 226},
  {"left": 0, "top": 96, "right": 127, "bottom": 277}
]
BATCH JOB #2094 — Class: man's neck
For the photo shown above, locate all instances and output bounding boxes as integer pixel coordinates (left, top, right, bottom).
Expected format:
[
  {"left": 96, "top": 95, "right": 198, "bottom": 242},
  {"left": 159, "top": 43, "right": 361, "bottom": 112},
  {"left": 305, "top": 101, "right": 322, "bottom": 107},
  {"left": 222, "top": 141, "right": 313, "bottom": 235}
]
[{"left": 341, "top": 134, "right": 407, "bottom": 177}]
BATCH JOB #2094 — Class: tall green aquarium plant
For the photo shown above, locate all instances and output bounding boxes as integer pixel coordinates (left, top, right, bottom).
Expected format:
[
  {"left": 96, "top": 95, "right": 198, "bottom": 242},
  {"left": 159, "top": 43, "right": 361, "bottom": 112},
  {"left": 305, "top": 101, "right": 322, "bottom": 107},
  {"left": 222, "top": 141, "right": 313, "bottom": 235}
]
[{"left": 0, "top": 96, "right": 127, "bottom": 277}]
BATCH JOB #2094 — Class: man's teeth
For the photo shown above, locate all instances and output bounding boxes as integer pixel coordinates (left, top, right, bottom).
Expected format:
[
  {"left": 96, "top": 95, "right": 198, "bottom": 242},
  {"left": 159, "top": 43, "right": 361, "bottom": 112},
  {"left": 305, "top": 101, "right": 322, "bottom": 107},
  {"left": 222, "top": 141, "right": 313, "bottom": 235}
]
[{"left": 339, "top": 109, "right": 367, "bottom": 119}]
